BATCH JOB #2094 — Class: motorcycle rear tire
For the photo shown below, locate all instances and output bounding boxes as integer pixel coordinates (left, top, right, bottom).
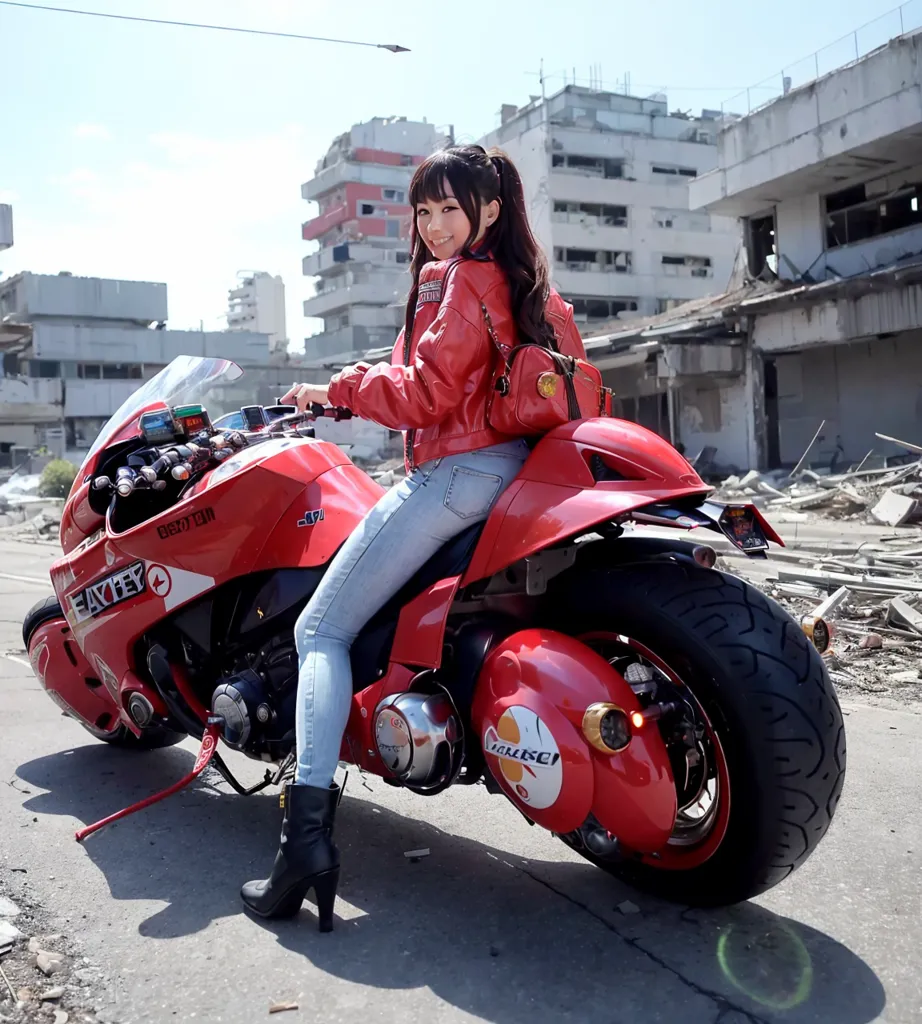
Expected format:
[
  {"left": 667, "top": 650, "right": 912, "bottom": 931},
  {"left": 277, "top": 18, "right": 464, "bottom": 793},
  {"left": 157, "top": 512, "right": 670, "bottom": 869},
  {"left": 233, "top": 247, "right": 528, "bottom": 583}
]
[
  {"left": 23, "top": 596, "right": 184, "bottom": 751},
  {"left": 553, "top": 562, "right": 846, "bottom": 906}
]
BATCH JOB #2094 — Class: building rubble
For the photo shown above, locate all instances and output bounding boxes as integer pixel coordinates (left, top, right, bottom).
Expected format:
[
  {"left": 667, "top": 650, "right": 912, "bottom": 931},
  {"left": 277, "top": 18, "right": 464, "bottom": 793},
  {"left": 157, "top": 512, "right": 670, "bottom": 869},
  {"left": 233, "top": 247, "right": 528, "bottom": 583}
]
[{"left": 710, "top": 452, "right": 922, "bottom": 704}]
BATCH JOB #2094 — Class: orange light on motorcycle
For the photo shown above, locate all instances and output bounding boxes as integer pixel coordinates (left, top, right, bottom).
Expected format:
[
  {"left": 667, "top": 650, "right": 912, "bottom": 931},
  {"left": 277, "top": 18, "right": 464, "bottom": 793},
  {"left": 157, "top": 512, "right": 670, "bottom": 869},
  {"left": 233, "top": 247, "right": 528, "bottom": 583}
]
[
  {"left": 693, "top": 545, "right": 717, "bottom": 568},
  {"left": 630, "top": 710, "right": 645, "bottom": 730},
  {"left": 582, "top": 702, "right": 631, "bottom": 753}
]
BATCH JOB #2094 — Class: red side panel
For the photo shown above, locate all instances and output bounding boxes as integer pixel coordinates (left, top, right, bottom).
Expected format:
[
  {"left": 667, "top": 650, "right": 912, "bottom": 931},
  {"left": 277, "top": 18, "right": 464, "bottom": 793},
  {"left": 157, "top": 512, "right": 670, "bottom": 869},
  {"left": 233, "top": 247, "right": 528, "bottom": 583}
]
[
  {"left": 28, "top": 615, "right": 122, "bottom": 736},
  {"left": 389, "top": 576, "right": 461, "bottom": 669},
  {"left": 471, "top": 629, "right": 677, "bottom": 848},
  {"left": 255, "top": 463, "right": 384, "bottom": 570}
]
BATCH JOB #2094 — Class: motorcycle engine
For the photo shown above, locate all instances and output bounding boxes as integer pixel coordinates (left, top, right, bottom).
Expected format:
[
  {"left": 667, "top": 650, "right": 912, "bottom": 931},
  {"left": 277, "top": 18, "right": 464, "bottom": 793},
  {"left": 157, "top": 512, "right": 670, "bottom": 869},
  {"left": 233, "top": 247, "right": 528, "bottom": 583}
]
[
  {"left": 373, "top": 690, "right": 464, "bottom": 793},
  {"left": 211, "top": 639, "right": 298, "bottom": 760}
]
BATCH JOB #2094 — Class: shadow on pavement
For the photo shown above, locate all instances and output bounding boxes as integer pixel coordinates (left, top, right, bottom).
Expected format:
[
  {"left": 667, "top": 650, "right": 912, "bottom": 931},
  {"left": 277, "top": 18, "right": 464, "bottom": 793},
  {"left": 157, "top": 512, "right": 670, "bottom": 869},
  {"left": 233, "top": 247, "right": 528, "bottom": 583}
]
[{"left": 16, "top": 742, "right": 887, "bottom": 1024}]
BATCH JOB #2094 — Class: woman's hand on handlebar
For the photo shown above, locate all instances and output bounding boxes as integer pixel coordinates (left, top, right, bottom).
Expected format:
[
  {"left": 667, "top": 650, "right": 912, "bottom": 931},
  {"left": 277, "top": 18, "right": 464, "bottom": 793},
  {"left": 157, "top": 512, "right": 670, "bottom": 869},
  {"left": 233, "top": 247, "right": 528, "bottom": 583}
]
[{"left": 281, "top": 382, "right": 330, "bottom": 412}]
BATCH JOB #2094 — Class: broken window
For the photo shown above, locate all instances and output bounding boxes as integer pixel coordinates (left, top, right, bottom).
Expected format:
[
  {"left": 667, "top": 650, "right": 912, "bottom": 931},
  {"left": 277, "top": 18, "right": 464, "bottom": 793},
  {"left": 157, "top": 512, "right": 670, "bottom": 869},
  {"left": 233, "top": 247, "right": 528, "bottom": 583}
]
[
  {"left": 554, "top": 248, "right": 633, "bottom": 273},
  {"left": 382, "top": 188, "right": 406, "bottom": 203},
  {"left": 746, "top": 212, "right": 777, "bottom": 276},
  {"left": 551, "top": 154, "right": 624, "bottom": 179},
  {"left": 661, "top": 255, "right": 713, "bottom": 278},
  {"left": 29, "top": 360, "right": 60, "bottom": 378},
  {"left": 654, "top": 209, "right": 711, "bottom": 232},
  {"left": 652, "top": 164, "right": 698, "bottom": 178},
  {"left": 552, "top": 201, "right": 628, "bottom": 226},
  {"left": 567, "top": 296, "right": 640, "bottom": 321},
  {"left": 824, "top": 182, "right": 922, "bottom": 249}
]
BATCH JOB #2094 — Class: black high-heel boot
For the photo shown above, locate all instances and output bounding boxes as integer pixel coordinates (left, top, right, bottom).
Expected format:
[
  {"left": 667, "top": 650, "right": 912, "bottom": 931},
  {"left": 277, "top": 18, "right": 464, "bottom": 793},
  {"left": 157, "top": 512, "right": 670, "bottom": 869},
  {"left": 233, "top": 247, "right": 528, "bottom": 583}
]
[{"left": 241, "top": 782, "right": 341, "bottom": 930}]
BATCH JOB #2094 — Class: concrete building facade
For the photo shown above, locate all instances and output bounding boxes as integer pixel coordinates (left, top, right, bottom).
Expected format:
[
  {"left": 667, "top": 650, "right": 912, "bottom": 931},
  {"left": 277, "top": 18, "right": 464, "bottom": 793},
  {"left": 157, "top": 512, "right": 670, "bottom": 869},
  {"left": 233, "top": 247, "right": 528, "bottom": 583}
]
[
  {"left": 690, "top": 27, "right": 922, "bottom": 471},
  {"left": 226, "top": 271, "right": 288, "bottom": 358},
  {"left": 0, "top": 204, "right": 12, "bottom": 252},
  {"left": 0, "top": 271, "right": 275, "bottom": 461},
  {"left": 479, "top": 86, "right": 741, "bottom": 327},
  {"left": 301, "top": 116, "right": 448, "bottom": 366},
  {"left": 585, "top": 29, "right": 922, "bottom": 474}
]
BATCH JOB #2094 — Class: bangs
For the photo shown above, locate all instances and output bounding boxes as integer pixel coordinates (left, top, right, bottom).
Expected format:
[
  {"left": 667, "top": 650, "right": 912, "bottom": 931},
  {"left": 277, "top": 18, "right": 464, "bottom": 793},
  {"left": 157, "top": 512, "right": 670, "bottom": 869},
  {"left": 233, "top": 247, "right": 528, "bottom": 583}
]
[{"left": 410, "top": 152, "right": 469, "bottom": 207}]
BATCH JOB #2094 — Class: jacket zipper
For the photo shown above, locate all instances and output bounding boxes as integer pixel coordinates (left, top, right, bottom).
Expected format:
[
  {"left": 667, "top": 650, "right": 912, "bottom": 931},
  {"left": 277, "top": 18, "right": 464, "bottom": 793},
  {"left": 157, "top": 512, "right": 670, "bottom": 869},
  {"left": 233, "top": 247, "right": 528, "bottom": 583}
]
[{"left": 403, "top": 327, "right": 415, "bottom": 471}]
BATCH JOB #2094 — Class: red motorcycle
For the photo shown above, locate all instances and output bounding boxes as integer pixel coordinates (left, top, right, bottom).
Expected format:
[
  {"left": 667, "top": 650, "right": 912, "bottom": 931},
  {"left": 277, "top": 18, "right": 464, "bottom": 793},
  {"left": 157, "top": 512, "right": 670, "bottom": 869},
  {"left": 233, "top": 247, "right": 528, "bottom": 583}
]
[{"left": 24, "top": 355, "right": 845, "bottom": 907}]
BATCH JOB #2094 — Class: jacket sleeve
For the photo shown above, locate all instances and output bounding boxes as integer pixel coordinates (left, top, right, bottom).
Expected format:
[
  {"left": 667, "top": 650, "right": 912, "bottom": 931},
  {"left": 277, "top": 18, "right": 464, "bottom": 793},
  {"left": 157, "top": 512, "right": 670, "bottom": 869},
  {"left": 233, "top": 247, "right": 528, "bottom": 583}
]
[
  {"left": 328, "top": 361, "right": 373, "bottom": 411},
  {"left": 336, "top": 303, "right": 490, "bottom": 431}
]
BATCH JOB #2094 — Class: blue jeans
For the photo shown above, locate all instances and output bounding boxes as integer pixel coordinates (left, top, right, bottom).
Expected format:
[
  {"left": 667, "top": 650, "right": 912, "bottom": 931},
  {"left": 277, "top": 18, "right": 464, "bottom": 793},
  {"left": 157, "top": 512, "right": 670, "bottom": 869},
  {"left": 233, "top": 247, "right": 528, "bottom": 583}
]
[{"left": 293, "top": 439, "right": 530, "bottom": 788}]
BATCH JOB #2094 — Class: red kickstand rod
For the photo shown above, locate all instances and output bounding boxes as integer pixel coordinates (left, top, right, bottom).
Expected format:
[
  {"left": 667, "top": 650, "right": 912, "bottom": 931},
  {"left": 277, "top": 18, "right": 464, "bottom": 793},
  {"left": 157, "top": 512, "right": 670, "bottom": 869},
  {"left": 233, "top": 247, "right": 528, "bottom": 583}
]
[{"left": 75, "top": 720, "right": 222, "bottom": 842}]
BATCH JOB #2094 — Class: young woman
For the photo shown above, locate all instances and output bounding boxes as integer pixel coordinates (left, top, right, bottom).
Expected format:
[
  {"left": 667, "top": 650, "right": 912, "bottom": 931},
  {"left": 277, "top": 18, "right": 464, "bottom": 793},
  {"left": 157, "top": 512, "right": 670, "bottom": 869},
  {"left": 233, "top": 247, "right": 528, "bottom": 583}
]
[{"left": 241, "top": 144, "right": 587, "bottom": 929}]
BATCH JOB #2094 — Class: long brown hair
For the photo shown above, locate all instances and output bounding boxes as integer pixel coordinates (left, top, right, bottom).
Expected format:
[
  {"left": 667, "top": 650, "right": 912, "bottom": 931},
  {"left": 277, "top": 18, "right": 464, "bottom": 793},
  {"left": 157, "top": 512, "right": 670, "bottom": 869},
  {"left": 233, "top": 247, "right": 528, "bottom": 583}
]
[{"left": 404, "top": 144, "right": 555, "bottom": 348}]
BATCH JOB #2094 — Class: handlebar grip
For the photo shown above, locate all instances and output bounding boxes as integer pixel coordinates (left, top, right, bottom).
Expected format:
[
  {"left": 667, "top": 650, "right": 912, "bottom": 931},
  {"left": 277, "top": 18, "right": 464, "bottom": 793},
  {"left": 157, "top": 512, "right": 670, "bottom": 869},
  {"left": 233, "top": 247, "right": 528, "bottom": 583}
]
[{"left": 309, "top": 403, "right": 352, "bottom": 421}]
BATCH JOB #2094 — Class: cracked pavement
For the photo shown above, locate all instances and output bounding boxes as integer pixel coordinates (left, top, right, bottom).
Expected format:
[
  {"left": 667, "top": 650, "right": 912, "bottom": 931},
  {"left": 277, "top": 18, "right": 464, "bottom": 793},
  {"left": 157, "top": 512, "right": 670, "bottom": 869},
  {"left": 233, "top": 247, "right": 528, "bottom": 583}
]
[{"left": 0, "top": 536, "right": 919, "bottom": 1023}]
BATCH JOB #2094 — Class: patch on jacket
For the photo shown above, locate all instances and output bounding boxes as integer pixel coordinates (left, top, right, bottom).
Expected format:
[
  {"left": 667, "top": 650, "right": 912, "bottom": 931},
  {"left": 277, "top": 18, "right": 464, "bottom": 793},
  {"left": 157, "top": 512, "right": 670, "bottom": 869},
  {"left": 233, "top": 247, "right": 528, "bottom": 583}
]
[{"left": 417, "top": 279, "right": 442, "bottom": 305}]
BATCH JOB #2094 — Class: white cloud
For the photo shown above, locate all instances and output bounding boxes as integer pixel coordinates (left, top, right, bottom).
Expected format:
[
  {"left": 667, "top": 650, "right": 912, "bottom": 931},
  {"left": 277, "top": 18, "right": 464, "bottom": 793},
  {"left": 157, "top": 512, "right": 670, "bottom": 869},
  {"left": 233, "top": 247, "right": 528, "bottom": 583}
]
[
  {"left": 11, "top": 126, "right": 312, "bottom": 346},
  {"left": 72, "top": 123, "right": 113, "bottom": 141}
]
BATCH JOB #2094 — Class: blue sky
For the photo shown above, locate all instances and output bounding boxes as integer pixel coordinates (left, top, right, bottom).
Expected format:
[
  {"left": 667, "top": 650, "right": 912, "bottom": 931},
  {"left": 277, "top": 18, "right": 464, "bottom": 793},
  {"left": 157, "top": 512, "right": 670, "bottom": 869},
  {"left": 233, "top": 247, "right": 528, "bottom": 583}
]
[{"left": 0, "top": 0, "right": 908, "bottom": 349}]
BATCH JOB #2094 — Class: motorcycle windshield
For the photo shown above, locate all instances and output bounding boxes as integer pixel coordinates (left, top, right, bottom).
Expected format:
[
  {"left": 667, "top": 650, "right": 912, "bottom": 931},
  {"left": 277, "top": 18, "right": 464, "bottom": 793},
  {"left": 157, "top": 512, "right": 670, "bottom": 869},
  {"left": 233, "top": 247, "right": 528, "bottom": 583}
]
[{"left": 78, "top": 355, "right": 244, "bottom": 475}]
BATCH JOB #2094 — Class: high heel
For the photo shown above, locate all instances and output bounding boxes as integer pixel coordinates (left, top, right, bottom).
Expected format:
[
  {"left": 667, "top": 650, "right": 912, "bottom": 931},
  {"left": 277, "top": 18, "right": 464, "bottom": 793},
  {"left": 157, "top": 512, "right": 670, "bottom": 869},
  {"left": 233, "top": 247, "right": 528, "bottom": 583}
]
[
  {"left": 241, "top": 782, "right": 341, "bottom": 930},
  {"left": 312, "top": 867, "right": 340, "bottom": 933}
]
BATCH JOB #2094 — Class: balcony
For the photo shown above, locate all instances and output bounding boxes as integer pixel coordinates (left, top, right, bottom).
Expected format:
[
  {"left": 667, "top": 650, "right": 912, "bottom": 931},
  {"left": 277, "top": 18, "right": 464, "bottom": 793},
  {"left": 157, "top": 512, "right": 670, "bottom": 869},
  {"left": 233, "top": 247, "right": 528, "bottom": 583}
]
[
  {"left": 0, "top": 204, "right": 11, "bottom": 251},
  {"left": 0, "top": 377, "right": 62, "bottom": 422},
  {"left": 302, "top": 242, "right": 411, "bottom": 277},
  {"left": 690, "top": 29, "right": 922, "bottom": 217},
  {"left": 302, "top": 203, "right": 349, "bottom": 242},
  {"left": 64, "top": 379, "right": 142, "bottom": 418},
  {"left": 553, "top": 267, "right": 638, "bottom": 299},
  {"left": 302, "top": 161, "right": 412, "bottom": 202},
  {"left": 302, "top": 325, "right": 399, "bottom": 365},
  {"left": 303, "top": 281, "right": 404, "bottom": 319}
]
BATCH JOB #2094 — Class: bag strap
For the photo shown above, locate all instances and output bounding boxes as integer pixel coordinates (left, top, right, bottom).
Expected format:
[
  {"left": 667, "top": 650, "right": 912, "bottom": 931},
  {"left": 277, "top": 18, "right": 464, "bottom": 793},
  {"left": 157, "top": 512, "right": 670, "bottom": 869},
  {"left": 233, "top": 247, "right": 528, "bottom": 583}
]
[
  {"left": 482, "top": 302, "right": 582, "bottom": 420},
  {"left": 481, "top": 302, "right": 511, "bottom": 367}
]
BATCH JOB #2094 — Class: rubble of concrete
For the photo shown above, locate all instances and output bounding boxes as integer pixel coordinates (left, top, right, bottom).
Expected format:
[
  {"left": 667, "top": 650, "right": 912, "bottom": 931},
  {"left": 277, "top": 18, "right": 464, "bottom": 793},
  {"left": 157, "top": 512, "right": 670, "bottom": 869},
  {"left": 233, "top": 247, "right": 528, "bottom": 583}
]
[
  {"left": 0, "top": 507, "right": 62, "bottom": 542},
  {"left": 358, "top": 456, "right": 407, "bottom": 489},
  {"left": 712, "top": 457, "right": 922, "bottom": 702},
  {"left": 712, "top": 457, "right": 922, "bottom": 527}
]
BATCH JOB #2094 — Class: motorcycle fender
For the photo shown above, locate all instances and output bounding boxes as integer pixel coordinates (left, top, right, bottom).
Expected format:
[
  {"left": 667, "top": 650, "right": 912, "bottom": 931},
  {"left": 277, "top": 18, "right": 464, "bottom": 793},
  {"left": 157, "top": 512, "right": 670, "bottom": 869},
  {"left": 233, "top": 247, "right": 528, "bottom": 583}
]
[
  {"left": 462, "top": 480, "right": 710, "bottom": 586},
  {"left": 28, "top": 615, "right": 124, "bottom": 736},
  {"left": 471, "top": 629, "right": 677, "bottom": 850}
]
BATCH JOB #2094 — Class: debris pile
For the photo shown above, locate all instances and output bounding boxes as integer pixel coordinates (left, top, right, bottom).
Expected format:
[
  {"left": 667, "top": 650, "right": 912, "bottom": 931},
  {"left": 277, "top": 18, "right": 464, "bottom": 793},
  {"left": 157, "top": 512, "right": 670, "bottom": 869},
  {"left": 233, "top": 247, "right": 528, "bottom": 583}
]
[
  {"left": 362, "top": 457, "right": 407, "bottom": 489},
  {"left": 721, "top": 532, "right": 922, "bottom": 702},
  {"left": 0, "top": 508, "right": 61, "bottom": 542},
  {"left": 714, "top": 460, "right": 922, "bottom": 526}
]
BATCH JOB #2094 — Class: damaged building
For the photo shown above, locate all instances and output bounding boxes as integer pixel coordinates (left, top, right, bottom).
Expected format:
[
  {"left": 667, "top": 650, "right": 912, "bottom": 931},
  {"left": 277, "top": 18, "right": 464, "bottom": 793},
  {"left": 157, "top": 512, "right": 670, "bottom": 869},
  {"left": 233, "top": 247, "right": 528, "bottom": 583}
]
[
  {"left": 0, "top": 271, "right": 284, "bottom": 465},
  {"left": 588, "top": 27, "right": 922, "bottom": 473}
]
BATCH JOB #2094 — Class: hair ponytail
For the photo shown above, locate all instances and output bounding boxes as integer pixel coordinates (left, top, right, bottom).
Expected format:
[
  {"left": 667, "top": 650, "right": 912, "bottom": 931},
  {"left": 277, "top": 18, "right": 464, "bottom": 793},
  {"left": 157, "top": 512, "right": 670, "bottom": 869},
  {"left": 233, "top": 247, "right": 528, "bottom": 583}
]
[
  {"left": 404, "top": 145, "right": 555, "bottom": 349},
  {"left": 484, "top": 149, "right": 556, "bottom": 349}
]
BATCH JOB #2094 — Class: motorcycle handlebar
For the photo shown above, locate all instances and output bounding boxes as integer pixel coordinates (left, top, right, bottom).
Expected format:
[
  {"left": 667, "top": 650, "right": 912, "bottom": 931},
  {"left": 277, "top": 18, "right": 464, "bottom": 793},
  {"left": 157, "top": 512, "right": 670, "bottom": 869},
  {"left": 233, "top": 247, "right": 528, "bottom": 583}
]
[
  {"left": 104, "top": 404, "right": 340, "bottom": 498},
  {"left": 274, "top": 399, "right": 352, "bottom": 422}
]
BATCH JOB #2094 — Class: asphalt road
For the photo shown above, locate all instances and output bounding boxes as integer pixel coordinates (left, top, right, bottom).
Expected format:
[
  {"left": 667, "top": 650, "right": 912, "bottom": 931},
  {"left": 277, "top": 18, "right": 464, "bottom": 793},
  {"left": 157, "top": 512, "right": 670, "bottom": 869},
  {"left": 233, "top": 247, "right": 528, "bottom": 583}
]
[{"left": 0, "top": 535, "right": 919, "bottom": 1024}]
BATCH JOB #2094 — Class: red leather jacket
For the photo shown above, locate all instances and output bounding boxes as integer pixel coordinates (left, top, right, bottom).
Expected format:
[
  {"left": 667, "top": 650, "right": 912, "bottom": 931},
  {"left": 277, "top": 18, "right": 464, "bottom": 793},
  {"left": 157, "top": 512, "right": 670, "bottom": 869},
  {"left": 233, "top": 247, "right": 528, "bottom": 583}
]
[{"left": 327, "top": 256, "right": 588, "bottom": 469}]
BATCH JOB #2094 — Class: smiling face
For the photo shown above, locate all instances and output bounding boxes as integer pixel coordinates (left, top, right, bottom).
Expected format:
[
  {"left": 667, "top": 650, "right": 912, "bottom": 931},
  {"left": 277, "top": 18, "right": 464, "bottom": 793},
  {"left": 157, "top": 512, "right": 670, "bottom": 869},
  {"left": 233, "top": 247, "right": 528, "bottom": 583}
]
[{"left": 415, "top": 181, "right": 500, "bottom": 260}]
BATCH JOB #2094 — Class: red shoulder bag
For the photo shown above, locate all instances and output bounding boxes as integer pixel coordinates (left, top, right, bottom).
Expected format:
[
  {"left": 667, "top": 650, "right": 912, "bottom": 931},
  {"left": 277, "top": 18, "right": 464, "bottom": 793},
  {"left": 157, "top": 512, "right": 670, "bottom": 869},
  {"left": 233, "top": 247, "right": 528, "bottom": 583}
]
[{"left": 482, "top": 303, "right": 612, "bottom": 435}]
